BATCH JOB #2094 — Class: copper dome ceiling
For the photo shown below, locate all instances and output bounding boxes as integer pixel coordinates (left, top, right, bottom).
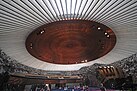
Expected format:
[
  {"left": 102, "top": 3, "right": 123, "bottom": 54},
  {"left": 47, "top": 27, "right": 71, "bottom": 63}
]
[
  {"left": 0, "top": 0, "right": 137, "bottom": 70},
  {"left": 26, "top": 20, "right": 116, "bottom": 64}
]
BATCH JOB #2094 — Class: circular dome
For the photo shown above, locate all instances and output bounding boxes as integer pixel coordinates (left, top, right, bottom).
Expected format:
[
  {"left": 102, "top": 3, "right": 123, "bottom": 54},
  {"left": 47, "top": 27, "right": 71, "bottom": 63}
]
[{"left": 26, "top": 20, "right": 116, "bottom": 64}]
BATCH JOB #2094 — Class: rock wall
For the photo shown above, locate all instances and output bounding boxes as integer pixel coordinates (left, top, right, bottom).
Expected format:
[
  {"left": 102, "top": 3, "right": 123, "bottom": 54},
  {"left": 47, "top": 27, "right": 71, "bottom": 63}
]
[
  {"left": 0, "top": 48, "right": 137, "bottom": 84},
  {"left": 79, "top": 53, "right": 137, "bottom": 84}
]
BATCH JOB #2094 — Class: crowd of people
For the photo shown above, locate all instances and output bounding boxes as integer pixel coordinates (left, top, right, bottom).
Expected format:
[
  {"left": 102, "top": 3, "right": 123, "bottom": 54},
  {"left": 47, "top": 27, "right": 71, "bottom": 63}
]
[{"left": 30, "top": 85, "right": 90, "bottom": 91}]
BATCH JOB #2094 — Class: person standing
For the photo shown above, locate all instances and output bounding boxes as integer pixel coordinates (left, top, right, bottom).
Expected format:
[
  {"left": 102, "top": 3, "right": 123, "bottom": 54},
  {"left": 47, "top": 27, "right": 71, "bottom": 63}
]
[{"left": 100, "top": 83, "right": 106, "bottom": 91}]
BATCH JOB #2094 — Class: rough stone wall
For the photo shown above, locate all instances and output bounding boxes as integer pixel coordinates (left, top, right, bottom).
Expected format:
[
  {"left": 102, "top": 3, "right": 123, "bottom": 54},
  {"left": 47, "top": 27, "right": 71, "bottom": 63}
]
[
  {"left": 111, "top": 53, "right": 137, "bottom": 83},
  {"left": 0, "top": 48, "right": 137, "bottom": 83},
  {"left": 79, "top": 53, "right": 137, "bottom": 84},
  {"left": 0, "top": 49, "right": 79, "bottom": 76}
]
